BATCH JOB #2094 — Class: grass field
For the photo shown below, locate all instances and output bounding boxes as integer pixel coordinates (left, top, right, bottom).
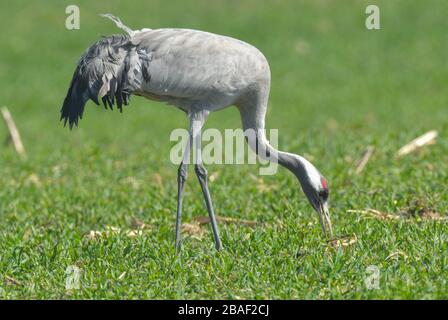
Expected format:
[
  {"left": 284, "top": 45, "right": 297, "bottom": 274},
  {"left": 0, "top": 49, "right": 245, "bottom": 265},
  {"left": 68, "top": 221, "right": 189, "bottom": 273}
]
[{"left": 0, "top": 0, "right": 447, "bottom": 299}]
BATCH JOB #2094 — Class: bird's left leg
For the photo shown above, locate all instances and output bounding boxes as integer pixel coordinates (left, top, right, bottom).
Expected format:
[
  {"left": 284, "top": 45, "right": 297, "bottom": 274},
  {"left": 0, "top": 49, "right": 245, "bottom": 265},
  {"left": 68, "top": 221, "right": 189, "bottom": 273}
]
[
  {"left": 190, "top": 111, "right": 223, "bottom": 251},
  {"left": 175, "top": 126, "right": 191, "bottom": 253}
]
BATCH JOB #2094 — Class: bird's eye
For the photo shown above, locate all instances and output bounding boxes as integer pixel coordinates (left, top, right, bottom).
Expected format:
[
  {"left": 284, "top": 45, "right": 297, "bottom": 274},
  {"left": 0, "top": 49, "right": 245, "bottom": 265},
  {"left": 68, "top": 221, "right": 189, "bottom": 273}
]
[{"left": 319, "top": 189, "right": 329, "bottom": 201}]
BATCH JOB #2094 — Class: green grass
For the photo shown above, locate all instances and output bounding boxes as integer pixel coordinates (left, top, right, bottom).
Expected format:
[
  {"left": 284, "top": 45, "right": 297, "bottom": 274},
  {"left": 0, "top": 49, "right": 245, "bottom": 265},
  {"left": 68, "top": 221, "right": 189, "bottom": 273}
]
[{"left": 0, "top": 0, "right": 447, "bottom": 299}]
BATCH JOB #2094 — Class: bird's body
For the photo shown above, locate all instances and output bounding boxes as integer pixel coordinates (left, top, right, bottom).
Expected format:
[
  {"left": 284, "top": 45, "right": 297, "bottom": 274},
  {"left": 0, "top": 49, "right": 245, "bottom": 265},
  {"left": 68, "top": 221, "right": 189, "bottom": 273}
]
[
  {"left": 61, "top": 15, "right": 333, "bottom": 252},
  {"left": 132, "top": 28, "right": 270, "bottom": 115}
]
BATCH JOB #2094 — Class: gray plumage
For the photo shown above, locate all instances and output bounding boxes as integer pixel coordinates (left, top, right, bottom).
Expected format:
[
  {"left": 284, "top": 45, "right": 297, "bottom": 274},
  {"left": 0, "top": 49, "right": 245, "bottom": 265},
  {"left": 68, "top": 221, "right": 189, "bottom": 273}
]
[
  {"left": 61, "top": 33, "right": 143, "bottom": 127},
  {"left": 61, "top": 14, "right": 333, "bottom": 251},
  {"left": 61, "top": 26, "right": 268, "bottom": 127}
]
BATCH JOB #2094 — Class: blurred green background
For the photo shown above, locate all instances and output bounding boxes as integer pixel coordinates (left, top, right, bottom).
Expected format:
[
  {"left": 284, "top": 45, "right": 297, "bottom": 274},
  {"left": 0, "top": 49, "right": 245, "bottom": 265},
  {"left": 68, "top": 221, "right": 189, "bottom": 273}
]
[{"left": 0, "top": 0, "right": 446, "bottom": 299}]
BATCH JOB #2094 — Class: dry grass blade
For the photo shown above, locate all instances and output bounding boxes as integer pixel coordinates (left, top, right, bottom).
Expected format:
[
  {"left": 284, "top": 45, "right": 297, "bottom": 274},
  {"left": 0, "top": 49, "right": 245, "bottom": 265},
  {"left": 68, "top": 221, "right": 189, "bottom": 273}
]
[
  {"left": 130, "top": 217, "right": 151, "bottom": 230},
  {"left": 349, "top": 207, "right": 447, "bottom": 222},
  {"left": 419, "top": 212, "right": 448, "bottom": 221},
  {"left": 1, "top": 106, "right": 26, "bottom": 157},
  {"left": 84, "top": 226, "right": 121, "bottom": 239},
  {"left": 385, "top": 250, "right": 409, "bottom": 261},
  {"left": 348, "top": 209, "right": 400, "bottom": 220},
  {"left": 396, "top": 130, "right": 438, "bottom": 157},
  {"left": 126, "top": 229, "right": 144, "bottom": 237},
  {"left": 194, "top": 216, "right": 258, "bottom": 227},
  {"left": 85, "top": 224, "right": 150, "bottom": 240},
  {"left": 354, "top": 145, "right": 375, "bottom": 174},
  {"left": 181, "top": 222, "right": 205, "bottom": 238},
  {"left": 4, "top": 275, "right": 22, "bottom": 286},
  {"left": 328, "top": 234, "right": 357, "bottom": 248}
]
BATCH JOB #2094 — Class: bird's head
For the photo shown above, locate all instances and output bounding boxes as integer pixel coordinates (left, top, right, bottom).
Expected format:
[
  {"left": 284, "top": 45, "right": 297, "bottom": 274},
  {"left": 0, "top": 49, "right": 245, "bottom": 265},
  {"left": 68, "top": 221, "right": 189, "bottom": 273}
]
[{"left": 294, "top": 156, "right": 333, "bottom": 238}]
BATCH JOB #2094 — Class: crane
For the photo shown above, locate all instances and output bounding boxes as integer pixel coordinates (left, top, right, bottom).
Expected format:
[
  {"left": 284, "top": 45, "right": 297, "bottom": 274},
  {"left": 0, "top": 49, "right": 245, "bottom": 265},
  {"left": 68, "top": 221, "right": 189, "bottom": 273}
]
[{"left": 61, "top": 14, "right": 333, "bottom": 252}]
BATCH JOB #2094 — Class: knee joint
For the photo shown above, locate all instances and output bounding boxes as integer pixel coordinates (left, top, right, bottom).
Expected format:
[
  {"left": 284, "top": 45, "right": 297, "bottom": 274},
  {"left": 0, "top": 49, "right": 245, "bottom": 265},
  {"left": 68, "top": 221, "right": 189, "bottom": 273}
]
[
  {"left": 194, "top": 164, "right": 208, "bottom": 178},
  {"left": 178, "top": 164, "right": 188, "bottom": 181}
]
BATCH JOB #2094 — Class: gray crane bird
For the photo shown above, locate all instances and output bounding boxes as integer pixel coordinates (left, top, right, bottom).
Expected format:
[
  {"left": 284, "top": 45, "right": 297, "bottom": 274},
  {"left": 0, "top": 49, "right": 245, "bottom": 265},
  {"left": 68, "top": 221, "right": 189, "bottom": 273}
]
[{"left": 61, "top": 14, "right": 333, "bottom": 251}]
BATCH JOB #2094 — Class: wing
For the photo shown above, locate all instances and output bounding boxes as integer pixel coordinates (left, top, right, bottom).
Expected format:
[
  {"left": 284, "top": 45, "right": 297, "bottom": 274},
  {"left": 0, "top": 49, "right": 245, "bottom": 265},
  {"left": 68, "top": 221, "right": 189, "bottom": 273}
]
[{"left": 131, "top": 29, "right": 268, "bottom": 103}]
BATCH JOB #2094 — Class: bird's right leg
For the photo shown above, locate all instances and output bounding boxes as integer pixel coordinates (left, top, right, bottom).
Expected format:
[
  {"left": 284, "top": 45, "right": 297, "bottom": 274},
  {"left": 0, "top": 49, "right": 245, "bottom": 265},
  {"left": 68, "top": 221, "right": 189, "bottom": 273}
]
[
  {"left": 175, "top": 132, "right": 191, "bottom": 253},
  {"left": 190, "top": 111, "right": 222, "bottom": 251}
]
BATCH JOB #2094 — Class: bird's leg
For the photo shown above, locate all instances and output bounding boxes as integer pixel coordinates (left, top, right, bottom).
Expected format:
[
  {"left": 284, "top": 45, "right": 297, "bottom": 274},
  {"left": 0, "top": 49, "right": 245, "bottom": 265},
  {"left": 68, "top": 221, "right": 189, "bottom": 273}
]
[
  {"left": 190, "top": 111, "right": 222, "bottom": 250},
  {"left": 194, "top": 163, "right": 222, "bottom": 250},
  {"left": 175, "top": 135, "right": 191, "bottom": 253}
]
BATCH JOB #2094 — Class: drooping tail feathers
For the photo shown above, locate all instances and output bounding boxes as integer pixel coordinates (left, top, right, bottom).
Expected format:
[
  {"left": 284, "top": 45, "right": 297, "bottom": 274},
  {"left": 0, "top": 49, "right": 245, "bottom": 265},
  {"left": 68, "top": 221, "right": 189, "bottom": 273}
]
[{"left": 60, "top": 15, "right": 147, "bottom": 129}]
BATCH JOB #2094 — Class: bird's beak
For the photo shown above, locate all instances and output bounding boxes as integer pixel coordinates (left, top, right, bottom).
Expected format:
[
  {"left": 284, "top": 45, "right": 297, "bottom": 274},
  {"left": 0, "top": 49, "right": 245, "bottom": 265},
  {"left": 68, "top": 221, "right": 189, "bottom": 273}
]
[{"left": 317, "top": 202, "right": 333, "bottom": 239}]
